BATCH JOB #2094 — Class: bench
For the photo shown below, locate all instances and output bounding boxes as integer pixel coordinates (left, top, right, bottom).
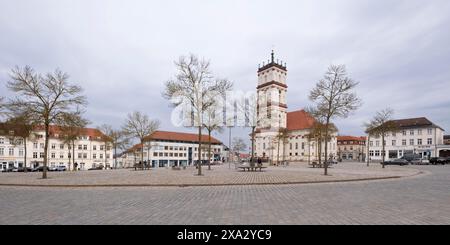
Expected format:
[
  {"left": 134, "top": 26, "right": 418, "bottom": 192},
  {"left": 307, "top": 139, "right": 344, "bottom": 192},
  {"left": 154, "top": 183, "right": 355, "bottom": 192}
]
[{"left": 238, "top": 166, "right": 267, "bottom": 172}]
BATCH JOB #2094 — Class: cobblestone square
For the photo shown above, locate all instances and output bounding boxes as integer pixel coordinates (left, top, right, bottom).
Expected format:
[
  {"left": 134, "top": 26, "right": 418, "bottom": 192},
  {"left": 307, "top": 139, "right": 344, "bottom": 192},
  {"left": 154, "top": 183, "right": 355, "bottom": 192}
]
[{"left": 1, "top": 164, "right": 449, "bottom": 225}]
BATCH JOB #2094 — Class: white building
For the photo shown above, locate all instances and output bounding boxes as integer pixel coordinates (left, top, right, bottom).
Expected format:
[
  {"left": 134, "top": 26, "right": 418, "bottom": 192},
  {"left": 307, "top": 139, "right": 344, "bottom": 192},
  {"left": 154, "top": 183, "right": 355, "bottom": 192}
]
[
  {"left": 254, "top": 51, "right": 337, "bottom": 163},
  {"left": 119, "top": 130, "right": 225, "bottom": 168},
  {"left": 367, "top": 117, "right": 449, "bottom": 161},
  {"left": 0, "top": 124, "right": 113, "bottom": 171}
]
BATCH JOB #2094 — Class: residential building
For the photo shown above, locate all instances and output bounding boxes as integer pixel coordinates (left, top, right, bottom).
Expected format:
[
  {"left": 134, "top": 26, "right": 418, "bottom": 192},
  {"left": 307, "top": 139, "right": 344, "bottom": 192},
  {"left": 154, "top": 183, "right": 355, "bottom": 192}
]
[
  {"left": 0, "top": 124, "right": 112, "bottom": 171},
  {"left": 119, "top": 130, "right": 225, "bottom": 168},
  {"left": 253, "top": 51, "right": 337, "bottom": 163},
  {"left": 366, "top": 117, "right": 449, "bottom": 161},
  {"left": 337, "top": 136, "right": 366, "bottom": 161},
  {"left": 444, "top": 135, "right": 450, "bottom": 145}
]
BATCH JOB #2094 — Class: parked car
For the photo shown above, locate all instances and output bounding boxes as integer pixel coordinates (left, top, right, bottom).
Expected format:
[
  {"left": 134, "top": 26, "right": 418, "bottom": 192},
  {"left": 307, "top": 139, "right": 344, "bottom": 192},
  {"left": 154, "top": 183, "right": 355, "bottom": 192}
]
[
  {"left": 409, "top": 158, "right": 424, "bottom": 165},
  {"left": 55, "top": 166, "right": 67, "bottom": 171},
  {"left": 17, "top": 167, "right": 33, "bottom": 172},
  {"left": 32, "top": 166, "right": 51, "bottom": 172},
  {"left": 382, "top": 158, "right": 409, "bottom": 166},
  {"left": 2, "top": 167, "right": 18, "bottom": 172},
  {"left": 88, "top": 166, "right": 104, "bottom": 171},
  {"left": 430, "top": 157, "right": 447, "bottom": 165},
  {"left": 416, "top": 159, "right": 430, "bottom": 165}
]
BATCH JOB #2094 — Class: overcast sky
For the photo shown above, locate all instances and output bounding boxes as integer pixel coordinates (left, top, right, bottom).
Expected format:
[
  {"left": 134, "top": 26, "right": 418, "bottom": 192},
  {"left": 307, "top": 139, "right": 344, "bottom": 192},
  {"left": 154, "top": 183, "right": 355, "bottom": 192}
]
[{"left": 1, "top": 0, "right": 450, "bottom": 146}]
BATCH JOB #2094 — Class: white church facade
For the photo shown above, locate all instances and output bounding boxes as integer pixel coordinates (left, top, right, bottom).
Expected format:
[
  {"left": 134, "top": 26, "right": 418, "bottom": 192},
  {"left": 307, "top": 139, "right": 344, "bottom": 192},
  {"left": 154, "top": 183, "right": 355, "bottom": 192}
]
[{"left": 253, "top": 51, "right": 338, "bottom": 163}]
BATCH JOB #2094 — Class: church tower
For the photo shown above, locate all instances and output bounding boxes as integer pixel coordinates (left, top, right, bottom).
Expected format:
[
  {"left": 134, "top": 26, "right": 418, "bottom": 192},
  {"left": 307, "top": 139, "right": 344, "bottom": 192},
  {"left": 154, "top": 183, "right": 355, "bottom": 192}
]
[{"left": 256, "top": 50, "right": 288, "bottom": 131}]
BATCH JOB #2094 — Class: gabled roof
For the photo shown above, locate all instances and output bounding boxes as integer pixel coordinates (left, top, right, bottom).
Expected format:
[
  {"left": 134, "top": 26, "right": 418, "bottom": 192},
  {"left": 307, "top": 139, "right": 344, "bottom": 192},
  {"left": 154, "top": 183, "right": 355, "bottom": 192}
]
[
  {"left": 337, "top": 136, "right": 366, "bottom": 142},
  {"left": 388, "top": 117, "right": 444, "bottom": 131},
  {"left": 144, "top": 130, "right": 222, "bottom": 144},
  {"left": 286, "top": 110, "right": 316, "bottom": 131},
  {"left": 33, "top": 125, "right": 107, "bottom": 140}
]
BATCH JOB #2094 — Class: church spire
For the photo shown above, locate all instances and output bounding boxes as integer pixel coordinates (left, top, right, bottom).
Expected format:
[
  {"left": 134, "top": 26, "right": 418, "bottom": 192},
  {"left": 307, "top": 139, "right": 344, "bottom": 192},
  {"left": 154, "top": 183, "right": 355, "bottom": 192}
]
[{"left": 271, "top": 49, "right": 275, "bottom": 63}]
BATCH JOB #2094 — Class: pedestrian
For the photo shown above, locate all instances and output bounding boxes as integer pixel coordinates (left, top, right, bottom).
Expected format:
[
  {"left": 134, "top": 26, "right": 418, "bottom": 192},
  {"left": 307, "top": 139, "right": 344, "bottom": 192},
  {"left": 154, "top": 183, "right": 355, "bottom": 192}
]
[{"left": 257, "top": 157, "right": 262, "bottom": 167}]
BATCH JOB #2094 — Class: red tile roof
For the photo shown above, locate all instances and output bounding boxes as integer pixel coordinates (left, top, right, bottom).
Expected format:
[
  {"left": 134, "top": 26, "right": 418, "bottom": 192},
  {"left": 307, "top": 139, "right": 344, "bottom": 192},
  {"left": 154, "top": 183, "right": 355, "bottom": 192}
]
[
  {"left": 144, "top": 130, "right": 222, "bottom": 144},
  {"left": 286, "top": 110, "right": 316, "bottom": 131},
  {"left": 33, "top": 125, "right": 107, "bottom": 140},
  {"left": 337, "top": 136, "right": 366, "bottom": 142}
]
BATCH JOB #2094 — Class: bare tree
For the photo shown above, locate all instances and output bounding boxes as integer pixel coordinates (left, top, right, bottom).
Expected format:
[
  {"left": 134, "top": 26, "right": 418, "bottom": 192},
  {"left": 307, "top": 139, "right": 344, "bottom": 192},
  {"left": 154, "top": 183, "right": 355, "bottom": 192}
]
[
  {"left": 164, "top": 54, "right": 232, "bottom": 175},
  {"left": 5, "top": 66, "right": 87, "bottom": 179},
  {"left": 275, "top": 128, "right": 289, "bottom": 166},
  {"left": 59, "top": 113, "right": 88, "bottom": 171},
  {"left": 5, "top": 114, "right": 35, "bottom": 172},
  {"left": 236, "top": 92, "right": 259, "bottom": 165},
  {"left": 365, "top": 108, "right": 397, "bottom": 168},
  {"left": 203, "top": 104, "right": 224, "bottom": 170},
  {"left": 122, "top": 111, "right": 160, "bottom": 170},
  {"left": 101, "top": 127, "right": 129, "bottom": 169},
  {"left": 97, "top": 124, "right": 116, "bottom": 169},
  {"left": 309, "top": 64, "right": 361, "bottom": 175},
  {"left": 232, "top": 137, "right": 247, "bottom": 163}
]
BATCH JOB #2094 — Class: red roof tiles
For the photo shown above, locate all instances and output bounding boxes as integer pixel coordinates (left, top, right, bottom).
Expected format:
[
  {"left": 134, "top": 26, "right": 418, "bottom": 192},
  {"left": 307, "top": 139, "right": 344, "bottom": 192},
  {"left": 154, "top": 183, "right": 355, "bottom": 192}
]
[
  {"left": 286, "top": 110, "right": 316, "bottom": 131},
  {"left": 144, "top": 131, "right": 222, "bottom": 144}
]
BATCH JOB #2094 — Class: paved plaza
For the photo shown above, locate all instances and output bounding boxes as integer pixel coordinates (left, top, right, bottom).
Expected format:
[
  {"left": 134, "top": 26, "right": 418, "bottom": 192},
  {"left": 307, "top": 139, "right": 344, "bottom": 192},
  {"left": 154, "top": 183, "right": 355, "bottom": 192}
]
[
  {"left": 0, "top": 162, "right": 421, "bottom": 186},
  {"left": 1, "top": 164, "right": 449, "bottom": 224}
]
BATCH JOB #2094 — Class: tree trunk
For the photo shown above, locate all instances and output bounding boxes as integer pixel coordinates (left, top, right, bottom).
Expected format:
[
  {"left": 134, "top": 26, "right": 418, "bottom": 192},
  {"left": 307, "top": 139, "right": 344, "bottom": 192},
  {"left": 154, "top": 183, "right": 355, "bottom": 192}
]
[
  {"left": 72, "top": 141, "right": 76, "bottom": 171},
  {"left": 366, "top": 135, "right": 370, "bottom": 167},
  {"left": 23, "top": 138, "right": 27, "bottom": 173},
  {"left": 208, "top": 129, "right": 211, "bottom": 170},
  {"left": 114, "top": 145, "right": 117, "bottom": 169},
  {"left": 382, "top": 133, "right": 385, "bottom": 169},
  {"left": 251, "top": 127, "right": 255, "bottom": 164},
  {"left": 104, "top": 143, "right": 107, "bottom": 170},
  {"left": 43, "top": 122, "right": 49, "bottom": 179},
  {"left": 141, "top": 141, "right": 144, "bottom": 170},
  {"left": 197, "top": 126, "right": 202, "bottom": 176},
  {"left": 277, "top": 138, "right": 280, "bottom": 166},
  {"left": 324, "top": 120, "right": 330, "bottom": 176}
]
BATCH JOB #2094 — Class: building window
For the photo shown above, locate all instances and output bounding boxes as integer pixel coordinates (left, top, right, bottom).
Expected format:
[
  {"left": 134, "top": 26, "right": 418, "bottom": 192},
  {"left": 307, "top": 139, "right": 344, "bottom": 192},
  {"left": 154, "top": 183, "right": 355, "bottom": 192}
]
[
  {"left": 93, "top": 145, "right": 97, "bottom": 151},
  {"left": 83, "top": 145, "right": 88, "bottom": 150},
  {"left": 375, "top": 150, "right": 380, "bottom": 156},
  {"left": 0, "top": 138, "right": 3, "bottom": 144},
  {"left": 410, "top": 139, "right": 414, "bottom": 145},
  {"left": 40, "top": 152, "right": 44, "bottom": 158},
  {"left": 0, "top": 148, "right": 4, "bottom": 156},
  {"left": 60, "top": 153, "right": 64, "bottom": 159},
  {"left": 410, "top": 130, "right": 414, "bottom": 135},
  {"left": 376, "top": 141, "right": 380, "bottom": 147},
  {"left": 428, "top": 128, "right": 433, "bottom": 135},
  {"left": 83, "top": 153, "right": 87, "bottom": 159},
  {"left": 289, "top": 143, "right": 292, "bottom": 150},
  {"left": 78, "top": 153, "right": 82, "bottom": 159},
  {"left": 93, "top": 154, "right": 96, "bottom": 159},
  {"left": 153, "top": 152, "right": 158, "bottom": 157},
  {"left": 427, "top": 138, "right": 432, "bottom": 145},
  {"left": 9, "top": 148, "right": 14, "bottom": 156},
  {"left": 159, "top": 152, "right": 163, "bottom": 157},
  {"left": 295, "top": 143, "right": 298, "bottom": 150},
  {"left": 60, "top": 144, "right": 64, "bottom": 149},
  {"left": 418, "top": 129, "right": 422, "bottom": 135},
  {"left": 34, "top": 142, "right": 38, "bottom": 149},
  {"left": 78, "top": 145, "right": 82, "bottom": 150},
  {"left": 33, "top": 152, "right": 38, "bottom": 159},
  {"left": 51, "top": 144, "right": 56, "bottom": 149},
  {"left": 263, "top": 143, "right": 265, "bottom": 149},
  {"left": 100, "top": 145, "right": 104, "bottom": 151},
  {"left": 417, "top": 139, "right": 422, "bottom": 145},
  {"left": 51, "top": 153, "right": 55, "bottom": 158},
  {"left": 19, "top": 149, "right": 24, "bottom": 156},
  {"left": 402, "top": 140, "right": 407, "bottom": 146},
  {"left": 392, "top": 140, "right": 396, "bottom": 146},
  {"left": 402, "top": 131, "right": 406, "bottom": 136},
  {"left": 369, "top": 141, "right": 373, "bottom": 147},
  {"left": 40, "top": 143, "right": 44, "bottom": 149},
  {"left": 100, "top": 154, "right": 103, "bottom": 159}
]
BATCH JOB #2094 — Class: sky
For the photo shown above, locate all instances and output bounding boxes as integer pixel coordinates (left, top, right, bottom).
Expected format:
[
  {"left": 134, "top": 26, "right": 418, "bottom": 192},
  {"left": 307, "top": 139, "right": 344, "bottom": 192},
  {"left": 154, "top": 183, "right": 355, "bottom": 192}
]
[{"left": 1, "top": 0, "right": 450, "bottom": 148}]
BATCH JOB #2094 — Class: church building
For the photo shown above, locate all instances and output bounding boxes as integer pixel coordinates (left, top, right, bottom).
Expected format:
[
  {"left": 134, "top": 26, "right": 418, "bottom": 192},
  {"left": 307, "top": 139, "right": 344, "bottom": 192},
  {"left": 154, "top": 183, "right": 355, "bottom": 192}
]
[{"left": 254, "top": 51, "right": 338, "bottom": 163}]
